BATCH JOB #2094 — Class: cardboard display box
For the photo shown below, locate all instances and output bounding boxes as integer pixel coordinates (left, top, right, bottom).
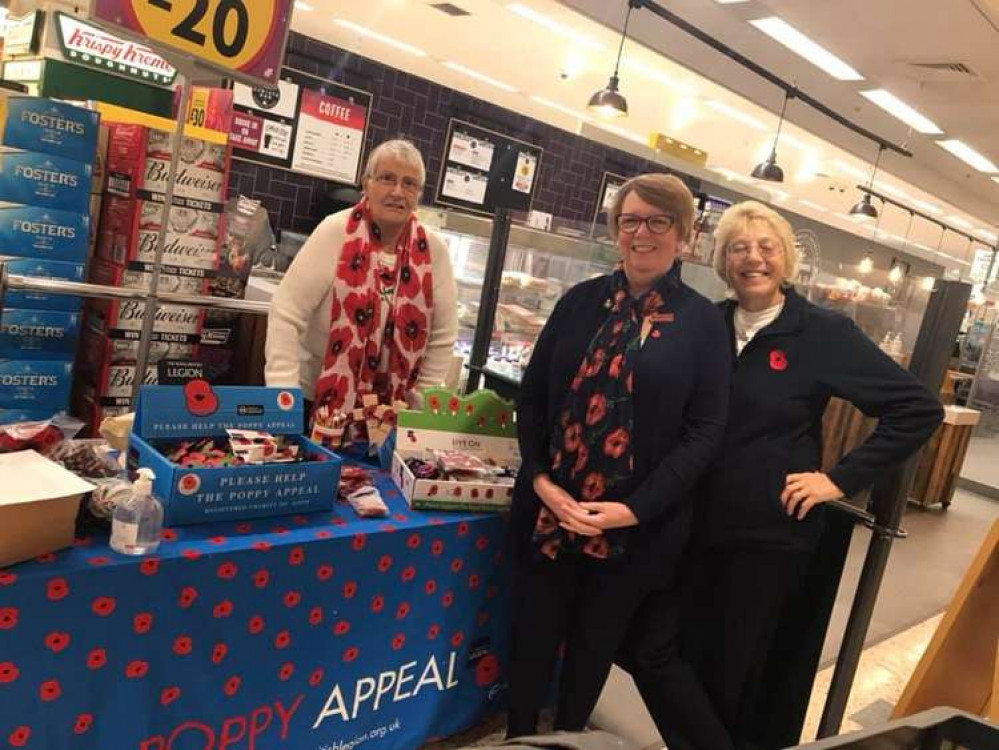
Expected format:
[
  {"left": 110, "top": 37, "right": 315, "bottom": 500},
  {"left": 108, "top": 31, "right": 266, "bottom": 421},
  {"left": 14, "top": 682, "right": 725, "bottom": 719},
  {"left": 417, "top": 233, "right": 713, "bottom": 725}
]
[
  {"left": 0, "top": 203, "right": 91, "bottom": 263},
  {"left": 390, "top": 388, "right": 519, "bottom": 513},
  {"left": 0, "top": 308, "right": 80, "bottom": 359},
  {"left": 0, "top": 256, "right": 84, "bottom": 312},
  {"left": 77, "top": 318, "right": 198, "bottom": 373},
  {"left": 0, "top": 450, "right": 93, "bottom": 567},
  {"left": 0, "top": 147, "right": 92, "bottom": 213},
  {"left": 97, "top": 195, "right": 221, "bottom": 269},
  {"left": 0, "top": 359, "right": 73, "bottom": 410},
  {"left": 0, "top": 94, "right": 100, "bottom": 165},
  {"left": 89, "top": 256, "right": 209, "bottom": 297},
  {"left": 129, "top": 384, "right": 342, "bottom": 525}
]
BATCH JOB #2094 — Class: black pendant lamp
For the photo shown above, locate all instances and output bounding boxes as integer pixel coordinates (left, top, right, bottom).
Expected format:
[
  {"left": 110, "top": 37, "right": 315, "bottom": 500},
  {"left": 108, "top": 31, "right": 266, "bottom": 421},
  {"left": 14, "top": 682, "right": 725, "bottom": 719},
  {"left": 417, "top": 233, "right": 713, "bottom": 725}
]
[
  {"left": 751, "top": 91, "right": 793, "bottom": 183},
  {"left": 849, "top": 145, "right": 885, "bottom": 219},
  {"left": 588, "top": 1, "right": 639, "bottom": 118}
]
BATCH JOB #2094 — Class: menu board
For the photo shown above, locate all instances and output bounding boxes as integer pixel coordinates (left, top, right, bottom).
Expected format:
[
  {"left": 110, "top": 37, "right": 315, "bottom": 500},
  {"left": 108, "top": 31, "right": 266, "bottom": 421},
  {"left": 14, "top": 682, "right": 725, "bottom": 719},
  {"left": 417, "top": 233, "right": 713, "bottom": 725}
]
[
  {"left": 435, "top": 119, "right": 543, "bottom": 216},
  {"left": 230, "top": 67, "right": 371, "bottom": 185}
]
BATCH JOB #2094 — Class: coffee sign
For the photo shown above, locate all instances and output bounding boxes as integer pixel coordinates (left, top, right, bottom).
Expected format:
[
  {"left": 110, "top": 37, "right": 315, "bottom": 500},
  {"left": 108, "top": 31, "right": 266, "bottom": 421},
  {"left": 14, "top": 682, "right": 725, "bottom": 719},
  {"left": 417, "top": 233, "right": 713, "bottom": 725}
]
[{"left": 55, "top": 12, "right": 177, "bottom": 85}]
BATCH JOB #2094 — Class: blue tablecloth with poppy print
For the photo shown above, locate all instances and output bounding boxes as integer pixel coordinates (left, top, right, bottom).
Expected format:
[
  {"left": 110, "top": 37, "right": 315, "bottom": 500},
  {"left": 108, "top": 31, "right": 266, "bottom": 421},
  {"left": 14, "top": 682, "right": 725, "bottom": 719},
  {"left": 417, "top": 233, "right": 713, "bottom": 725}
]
[{"left": 0, "top": 472, "right": 511, "bottom": 749}]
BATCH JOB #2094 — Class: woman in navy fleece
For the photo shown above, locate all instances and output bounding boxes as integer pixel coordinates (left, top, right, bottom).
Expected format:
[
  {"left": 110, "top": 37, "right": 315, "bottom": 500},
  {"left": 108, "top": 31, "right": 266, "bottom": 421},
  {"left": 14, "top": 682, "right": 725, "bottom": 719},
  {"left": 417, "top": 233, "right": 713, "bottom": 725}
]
[
  {"left": 506, "top": 174, "right": 732, "bottom": 742},
  {"left": 626, "top": 200, "right": 943, "bottom": 750}
]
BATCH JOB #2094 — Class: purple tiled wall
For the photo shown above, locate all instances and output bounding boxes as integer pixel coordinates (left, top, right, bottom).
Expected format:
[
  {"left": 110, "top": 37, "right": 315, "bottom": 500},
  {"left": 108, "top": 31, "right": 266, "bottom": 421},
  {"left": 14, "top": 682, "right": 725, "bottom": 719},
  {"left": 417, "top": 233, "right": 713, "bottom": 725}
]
[{"left": 228, "top": 32, "right": 697, "bottom": 234}]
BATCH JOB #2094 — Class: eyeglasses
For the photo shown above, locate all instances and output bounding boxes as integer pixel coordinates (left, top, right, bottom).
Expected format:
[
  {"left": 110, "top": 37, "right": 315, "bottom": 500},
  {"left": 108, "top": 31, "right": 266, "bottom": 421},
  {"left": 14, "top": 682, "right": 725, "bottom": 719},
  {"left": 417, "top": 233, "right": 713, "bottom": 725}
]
[
  {"left": 616, "top": 213, "right": 676, "bottom": 235},
  {"left": 373, "top": 172, "right": 422, "bottom": 195},
  {"left": 727, "top": 240, "right": 783, "bottom": 259}
]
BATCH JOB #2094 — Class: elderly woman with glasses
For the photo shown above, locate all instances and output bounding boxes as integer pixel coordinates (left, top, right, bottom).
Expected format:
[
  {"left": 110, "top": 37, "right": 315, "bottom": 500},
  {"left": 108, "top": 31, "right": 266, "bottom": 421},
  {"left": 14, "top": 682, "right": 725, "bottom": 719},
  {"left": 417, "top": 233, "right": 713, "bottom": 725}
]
[
  {"left": 266, "top": 139, "right": 458, "bottom": 441},
  {"left": 506, "top": 173, "right": 732, "bottom": 739},
  {"left": 624, "top": 200, "right": 943, "bottom": 749}
]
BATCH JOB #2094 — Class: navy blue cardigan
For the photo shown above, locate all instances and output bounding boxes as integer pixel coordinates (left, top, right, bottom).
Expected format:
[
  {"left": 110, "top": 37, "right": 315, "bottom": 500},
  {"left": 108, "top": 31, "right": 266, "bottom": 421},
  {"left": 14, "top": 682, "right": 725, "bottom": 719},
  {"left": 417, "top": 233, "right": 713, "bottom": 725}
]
[{"left": 511, "top": 267, "right": 732, "bottom": 572}]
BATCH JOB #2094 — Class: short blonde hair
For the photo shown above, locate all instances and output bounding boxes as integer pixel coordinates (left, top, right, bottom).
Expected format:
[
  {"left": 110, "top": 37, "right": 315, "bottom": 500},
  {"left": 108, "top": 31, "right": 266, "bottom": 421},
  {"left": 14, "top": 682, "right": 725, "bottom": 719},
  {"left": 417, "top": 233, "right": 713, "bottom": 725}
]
[
  {"left": 608, "top": 173, "right": 695, "bottom": 243},
  {"left": 713, "top": 201, "right": 799, "bottom": 285}
]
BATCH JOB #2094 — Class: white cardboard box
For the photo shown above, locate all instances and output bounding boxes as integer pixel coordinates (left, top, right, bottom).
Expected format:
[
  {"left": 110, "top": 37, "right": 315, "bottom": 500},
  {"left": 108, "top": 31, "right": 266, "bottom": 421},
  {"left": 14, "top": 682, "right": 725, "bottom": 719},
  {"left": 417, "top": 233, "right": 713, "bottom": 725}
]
[
  {"left": 0, "top": 450, "right": 94, "bottom": 566},
  {"left": 390, "top": 389, "right": 519, "bottom": 513}
]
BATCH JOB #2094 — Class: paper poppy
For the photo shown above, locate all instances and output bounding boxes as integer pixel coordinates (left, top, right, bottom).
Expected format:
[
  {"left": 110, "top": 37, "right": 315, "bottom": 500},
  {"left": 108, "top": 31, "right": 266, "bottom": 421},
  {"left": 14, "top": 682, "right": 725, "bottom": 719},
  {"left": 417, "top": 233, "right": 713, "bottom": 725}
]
[
  {"left": 316, "top": 565, "right": 335, "bottom": 581},
  {"left": 450, "top": 558, "right": 464, "bottom": 574},
  {"left": 235, "top": 522, "right": 252, "bottom": 533},
  {"left": 216, "top": 562, "right": 238, "bottom": 580},
  {"left": 770, "top": 349, "right": 789, "bottom": 371},
  {"left": 125, "top": 660, "right": 148, "bottom": 679},
  {"left": 35, "top": 552, "right": 56, "bottom": 563},
  {"left": 0, "top": 571, "right": 15, "bottom": 586},
  {"left": 343, "top": 581, "right": 358, "bottom": 599},
  {"left": 8, "top": 726, "right": 30, "bottom": 747},
  {"left": 370, "top": 596, "right": 385, "bottom": 614},
  {"left": 288, "top": 547, "right": 305, "bottom": 566},
  {"left": 468, "top": 574, "right": 481, "bottom": 589},
  {"left": 251, "top": 541, "right": 271, "bottom": 552},
  {"left": 457, "top": 522, "right": 469, "bottom": 537},
  {"left": 351, "top": 534, "right": 366, "bottom": 551},
  {"left": 253, "top": 570, "right": 270, "bottom": 588},
  {"left": 406, "top": 533, "right": 422, "bottom": 550},
  {"left": 275, "top": 631, "right": 291, "bottom": 649},
  {"left": 424, "top": 579, "right": 438, "bottom": 595},
  {"left": 441, "top": 592, "right": 455, "bottom": 608},
  {"left": 395, "top": 602, "right": 411, "bottom": 620},
  {"left": 431, "top": 540, "right": 444, "bottom": 556},
  {"left": 333, "top": 620, "right": 351, "bottom": 636},
  {"left": 309, "top": 668, "right": 324, "bottom": 687},
  {"left": 342, "top": 647, "right": 359, "bottom": 663},
  {"left": 133, "top": 613, "right": 154, "bottom": 633},
  {"left": 172, "top": 636, "right": 192, "bottom": 656},
  {"left": 0, "top": 607, "right": 18, "bottom": 630},
  {"left": 87, "top": 556, "right": 110, "bottom": 566},
  {"left": 181, "top": 548, "right": 202, "bottom": 561},
  {"left": 279, "top": 663, "right": 295, "bottom": 681},
  {"left": 248, "top": 615, "right": 265, "bottom": 635},
  {"left": 401, "top": 566, "right": 416, "bottom": 582},
  {"left": 160, "top": 687, "right": 181, "bottom": 706},
  {"left": 377, "top": 555, "right": 393, "bottom": 573},
  {"left": 160, "top": 529, "right": 178, "bottom": 541},
  {"left": 427, "top": 623, "right": 441, "bottom": 640},
  {"left": 476, "top": 536, "right": 490, "bottom": 551},
  {"left": 212, "top": 643, "right": 228, "bottom": 665},
  {"left": 87, "top": 648, "right": 108, "bottom": 669},
  {"left": 44, "top": 631, "right": 70, "bottom": 652},
  {"left": 74, "top": 713, "right": 93, "bottom": 735},
  {"left": 309, "top": 607, "right": 324, "bottom": 626},
  {"left": 283, "top": 591, "right": 301, "bottom": 608},
  {"left": 91, "top": 597, "right": 116, "bottom": 617},
  {"left": 450, "top": 631, "right": 464, "bottom": 649},
  {"left": 391, "top": 633, "right": 406, "bottom": 650}
]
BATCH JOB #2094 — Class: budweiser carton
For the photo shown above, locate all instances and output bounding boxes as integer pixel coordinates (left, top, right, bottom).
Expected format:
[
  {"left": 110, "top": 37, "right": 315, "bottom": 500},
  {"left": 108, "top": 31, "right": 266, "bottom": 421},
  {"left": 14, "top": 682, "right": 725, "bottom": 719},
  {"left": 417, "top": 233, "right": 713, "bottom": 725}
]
[
  {"left": 90, "top": 257, "right": 209, "bottom": 297},
  {"left": 80, "top": 360, "right": 158, "bottom": 409},
  {"left": 78, "top": 318, "right": 198, "bottom": 374}
]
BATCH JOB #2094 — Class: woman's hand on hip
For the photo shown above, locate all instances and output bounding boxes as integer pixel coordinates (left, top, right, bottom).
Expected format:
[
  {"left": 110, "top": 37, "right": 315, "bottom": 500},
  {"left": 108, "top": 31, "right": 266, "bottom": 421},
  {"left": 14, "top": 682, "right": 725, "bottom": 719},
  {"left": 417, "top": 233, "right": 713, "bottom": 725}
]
[
  {"left": 533, "top": 474, "right": 602, "bottom": 536},
  {"left": 781, "top": 472, "right": 843, "bottom": 519},
  {"left": 578, "top": 502, "right": 639, "bottom": 530}
]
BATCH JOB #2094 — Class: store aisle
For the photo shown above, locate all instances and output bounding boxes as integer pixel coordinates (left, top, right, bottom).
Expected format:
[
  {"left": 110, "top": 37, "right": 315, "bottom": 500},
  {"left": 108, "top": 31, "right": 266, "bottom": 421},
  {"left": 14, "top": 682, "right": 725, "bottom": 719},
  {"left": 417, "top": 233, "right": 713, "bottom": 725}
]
[{"left": 820, "top": 488, "right": 999, "bottom": 664}]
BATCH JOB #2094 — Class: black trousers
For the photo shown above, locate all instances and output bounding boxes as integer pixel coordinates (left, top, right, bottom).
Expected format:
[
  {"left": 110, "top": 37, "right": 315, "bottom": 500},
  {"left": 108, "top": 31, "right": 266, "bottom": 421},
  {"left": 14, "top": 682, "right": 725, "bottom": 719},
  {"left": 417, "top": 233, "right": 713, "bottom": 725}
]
[
  {"left": 682, "top": 546, "right": 810, "bottom": 750},
  {"left": 617, "top": 583, "right": 736, "bottom": 750},
  {"left": 506, "top": 553, "right": 654, "bottom": 738}
]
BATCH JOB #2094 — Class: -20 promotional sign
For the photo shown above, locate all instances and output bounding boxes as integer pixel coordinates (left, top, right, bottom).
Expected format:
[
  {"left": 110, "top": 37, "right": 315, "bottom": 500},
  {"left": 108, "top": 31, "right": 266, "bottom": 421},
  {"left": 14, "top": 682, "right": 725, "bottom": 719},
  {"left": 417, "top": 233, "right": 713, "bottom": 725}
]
[{"left": 92, "top": 0, "right": 293, "bottom": 85}]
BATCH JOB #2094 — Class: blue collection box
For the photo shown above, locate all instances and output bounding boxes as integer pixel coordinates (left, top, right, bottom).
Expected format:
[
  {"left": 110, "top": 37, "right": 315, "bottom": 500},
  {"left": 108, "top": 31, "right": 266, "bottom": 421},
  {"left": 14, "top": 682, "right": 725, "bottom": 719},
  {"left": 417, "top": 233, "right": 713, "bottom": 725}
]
[
  {"left": 0, "top": 257, "right": 85, "bottom": 311},
  {"left": 129, "top": 384, "right": 342, "bottom": 526},
  {"left": 0, "top": 148, "right": 92, "bottom": 213},
  {"left": 0, "top": 309, "right": 80, "bottom": 359},
  {"left": 0, "top": 359, "right": 72, "bottom": 410},
  {"left": 0, "top": 95, "right": 100, "bottom": 164},
  {"left": 0, "top": 205, "right": 90, "bottom": 263}
]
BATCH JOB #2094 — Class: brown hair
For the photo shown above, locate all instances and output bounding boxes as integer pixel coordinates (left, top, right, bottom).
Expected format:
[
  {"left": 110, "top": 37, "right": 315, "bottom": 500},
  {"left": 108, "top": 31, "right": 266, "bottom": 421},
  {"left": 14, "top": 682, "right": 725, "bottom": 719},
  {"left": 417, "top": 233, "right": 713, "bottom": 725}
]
[{"left": 608, "top": 173, "right": 695, "bottom": 243}]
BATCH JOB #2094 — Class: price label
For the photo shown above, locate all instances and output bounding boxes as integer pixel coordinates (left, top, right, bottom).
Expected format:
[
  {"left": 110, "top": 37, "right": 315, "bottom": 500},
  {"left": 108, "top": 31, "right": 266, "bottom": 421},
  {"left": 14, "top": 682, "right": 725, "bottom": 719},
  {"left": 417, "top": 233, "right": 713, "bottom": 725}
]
[{"left": 92, "top": 0, "right": 292, "bottom": 85}]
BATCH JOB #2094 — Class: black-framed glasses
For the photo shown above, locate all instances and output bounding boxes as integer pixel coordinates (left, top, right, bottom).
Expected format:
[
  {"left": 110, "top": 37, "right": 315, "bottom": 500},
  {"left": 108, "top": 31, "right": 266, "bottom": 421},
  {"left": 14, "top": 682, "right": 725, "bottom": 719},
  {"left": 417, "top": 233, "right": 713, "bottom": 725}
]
[
  {"left": 616, "top": 213, "right": 676, "bottom": 235},
  {"left": 374, "top": 172, "right": 422, "bottom": 195}
]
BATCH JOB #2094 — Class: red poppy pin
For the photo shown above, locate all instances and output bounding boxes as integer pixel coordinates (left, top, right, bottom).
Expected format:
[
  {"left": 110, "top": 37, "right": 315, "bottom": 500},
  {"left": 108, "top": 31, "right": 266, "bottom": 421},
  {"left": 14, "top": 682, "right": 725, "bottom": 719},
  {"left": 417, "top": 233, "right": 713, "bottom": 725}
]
[{"left": 769, "top": 349, "right": 788, "bottom": 371}]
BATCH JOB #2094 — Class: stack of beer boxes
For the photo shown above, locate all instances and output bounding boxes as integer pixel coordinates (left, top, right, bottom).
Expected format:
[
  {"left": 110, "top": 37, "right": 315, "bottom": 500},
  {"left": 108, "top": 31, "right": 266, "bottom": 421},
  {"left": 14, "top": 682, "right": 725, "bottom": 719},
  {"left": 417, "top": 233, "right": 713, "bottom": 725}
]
[
  {"left": 0, "top": 95, "right": 99, "bottom": 425},
  {"left": 74, "top": 122, "right": 231, "bottom": 427}
]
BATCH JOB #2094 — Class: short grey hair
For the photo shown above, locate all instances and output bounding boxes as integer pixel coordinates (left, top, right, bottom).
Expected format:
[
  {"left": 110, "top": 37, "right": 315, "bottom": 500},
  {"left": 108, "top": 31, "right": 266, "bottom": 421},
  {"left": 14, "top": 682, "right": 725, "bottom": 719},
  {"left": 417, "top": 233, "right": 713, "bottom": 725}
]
[
  {"left": 713, "top": 200, "right": 800, "bottom": 285},
  {"left": 362, "top": 139, "right": 426, "bottom": 187}
]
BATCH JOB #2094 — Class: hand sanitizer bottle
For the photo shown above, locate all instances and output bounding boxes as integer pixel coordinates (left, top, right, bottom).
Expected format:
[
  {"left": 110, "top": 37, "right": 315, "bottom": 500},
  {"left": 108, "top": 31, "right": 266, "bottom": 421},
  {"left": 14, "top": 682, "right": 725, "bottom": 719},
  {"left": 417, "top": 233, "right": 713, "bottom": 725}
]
[{"left": 111, "top": 468, "right": 163, "bottom": 556}]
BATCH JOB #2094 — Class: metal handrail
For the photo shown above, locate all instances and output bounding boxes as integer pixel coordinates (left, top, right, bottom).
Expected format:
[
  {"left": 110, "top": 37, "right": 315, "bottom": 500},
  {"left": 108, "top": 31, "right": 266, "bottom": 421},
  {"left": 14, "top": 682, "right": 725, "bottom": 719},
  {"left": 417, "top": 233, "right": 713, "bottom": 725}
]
[{"left": 2, "top": 271, "right": 271, "bottom": 316}]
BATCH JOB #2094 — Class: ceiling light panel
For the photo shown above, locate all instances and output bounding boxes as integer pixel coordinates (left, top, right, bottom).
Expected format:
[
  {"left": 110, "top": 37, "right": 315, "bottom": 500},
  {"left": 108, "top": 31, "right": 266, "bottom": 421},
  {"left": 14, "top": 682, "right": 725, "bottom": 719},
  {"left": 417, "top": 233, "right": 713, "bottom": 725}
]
[
  {"left": 936, "top": 140, "right": 999, "bottom": 172},
  {"left": 507, "top": 4, "right": 604, "bottom": 51},
  {"left": 860, "top": 89, "right": 942, "bottom": 135},
  {"left": 334, "top": 20, "right": 428, "bottom": 56},
  {"left": 443, "top": 62, "right": 517, "bottom": 92},
  {"left": 749, "top": 17, "right": 864, "bottom": 81}
]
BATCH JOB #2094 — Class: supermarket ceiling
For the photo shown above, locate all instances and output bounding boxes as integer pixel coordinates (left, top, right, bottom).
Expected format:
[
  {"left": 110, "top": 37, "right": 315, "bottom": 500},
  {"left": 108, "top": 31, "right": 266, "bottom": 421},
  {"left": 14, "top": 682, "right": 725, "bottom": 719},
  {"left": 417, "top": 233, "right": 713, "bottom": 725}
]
[{"left": 291, "top": 0, "right": 999, "bottom": 267}]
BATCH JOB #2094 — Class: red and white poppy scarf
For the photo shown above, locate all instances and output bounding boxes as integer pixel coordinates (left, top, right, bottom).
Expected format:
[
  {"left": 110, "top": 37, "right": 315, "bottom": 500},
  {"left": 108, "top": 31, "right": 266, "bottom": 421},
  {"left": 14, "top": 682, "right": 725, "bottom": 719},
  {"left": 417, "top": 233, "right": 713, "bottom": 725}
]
[
  {"left": 534, "top": 264, "right": 681, "bottom": 560},
  {"left": 312, "top": 200, "right": 434, "bottom": 438}
]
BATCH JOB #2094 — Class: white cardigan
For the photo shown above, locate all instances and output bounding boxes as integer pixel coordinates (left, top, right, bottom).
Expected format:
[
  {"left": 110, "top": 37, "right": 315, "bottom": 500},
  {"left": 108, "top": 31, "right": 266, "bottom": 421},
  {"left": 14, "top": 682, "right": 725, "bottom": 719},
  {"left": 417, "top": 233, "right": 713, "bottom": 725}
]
[{"left": 265, "top": 208, "right": 459, "bottom": 400}]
